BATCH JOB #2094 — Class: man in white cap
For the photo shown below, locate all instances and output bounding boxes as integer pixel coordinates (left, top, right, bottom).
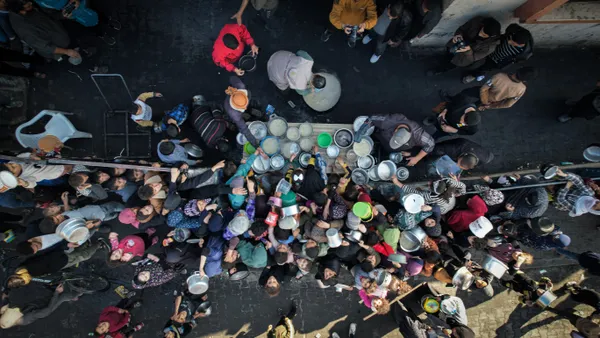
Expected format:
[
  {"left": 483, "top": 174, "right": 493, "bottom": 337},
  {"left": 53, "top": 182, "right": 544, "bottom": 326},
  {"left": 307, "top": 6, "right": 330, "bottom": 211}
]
[{"left": 369, "top": 114, "right": 435, "bottom": 166}]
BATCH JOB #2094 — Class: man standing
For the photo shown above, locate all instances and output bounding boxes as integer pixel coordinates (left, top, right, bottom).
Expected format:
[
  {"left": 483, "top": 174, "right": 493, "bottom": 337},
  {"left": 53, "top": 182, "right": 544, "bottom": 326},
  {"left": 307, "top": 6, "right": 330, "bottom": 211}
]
[
  {"left": 7, "top": 0, "right": 79, "bottom": 61},
  {"left": 430, "top": 16, "right": 501, "bottom": 75},
  {"left": 212, "top": 23, "right": 259, "bottom": 76},
  {"left": 361, "top": 1, "right": 412, "bottom": 63},
  {"left": 157, "top": 138, "right": 200, "bottom": 166},
  {"left": 558, "top": 80, "right": 600, "bottom": 122},
  {"left": 267, "top": 50, "right": 326, "bottom": 96},
  {"left": 430, "top": 137, "right": 493, "bottom": 171},
  {"left": 321, "top": 0, "right": 377, "bottom": 48},
  {"left": 426, "top": 94, "right": 481, "bottom": 139},
  {"left": 403, "top": 0, "right": 443, "bottom": 46},
  {"left": 476, "top": 67, "right": 537, "bottom": 111},
  {"left": 370, "top": 113, "right": 435, "bottom": 166},
  {"left": 463, "top": 24, "right": 533, "bottom": 84}
]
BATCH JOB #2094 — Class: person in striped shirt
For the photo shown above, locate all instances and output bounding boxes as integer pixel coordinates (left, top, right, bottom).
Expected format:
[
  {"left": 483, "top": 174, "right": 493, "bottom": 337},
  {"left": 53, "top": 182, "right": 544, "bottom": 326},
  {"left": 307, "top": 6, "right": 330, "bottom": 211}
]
[{"left": 462, "top": 24, "right": 533, "bottom": 84}]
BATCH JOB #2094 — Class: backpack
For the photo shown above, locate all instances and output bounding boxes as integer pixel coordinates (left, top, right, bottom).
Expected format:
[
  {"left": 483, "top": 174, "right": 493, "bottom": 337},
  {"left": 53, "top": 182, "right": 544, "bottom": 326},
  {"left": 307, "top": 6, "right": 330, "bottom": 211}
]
[{"left": 191, "top": 107, "right": 227, "bottom": 148}]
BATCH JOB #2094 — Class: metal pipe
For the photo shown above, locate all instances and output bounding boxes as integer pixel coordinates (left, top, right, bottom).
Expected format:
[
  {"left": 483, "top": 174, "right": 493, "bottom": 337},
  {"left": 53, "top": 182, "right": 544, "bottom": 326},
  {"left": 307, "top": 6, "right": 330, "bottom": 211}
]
[
  {"left": 0, "top": 154, "right": 173, "bottom": 173},
  {"left": 463, "top": 177, "right": 600, "bottom": 194}
]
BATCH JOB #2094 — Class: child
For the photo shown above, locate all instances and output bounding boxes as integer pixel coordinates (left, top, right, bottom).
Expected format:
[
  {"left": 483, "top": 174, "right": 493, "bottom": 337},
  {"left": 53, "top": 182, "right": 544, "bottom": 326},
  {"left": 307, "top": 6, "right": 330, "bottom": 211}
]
[
  {"left": 131, "top": 92, "right": 162, "bottom": 128},
  {"left": 154, "top": 103, "right": 189, "bottom": 137}
]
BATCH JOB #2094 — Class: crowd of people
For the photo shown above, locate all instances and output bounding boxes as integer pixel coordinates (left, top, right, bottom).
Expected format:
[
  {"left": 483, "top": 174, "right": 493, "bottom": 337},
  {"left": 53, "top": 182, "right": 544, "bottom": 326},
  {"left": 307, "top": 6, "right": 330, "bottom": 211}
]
[{"left": 0, "top": 0, "right": 600, "bottom": 337}]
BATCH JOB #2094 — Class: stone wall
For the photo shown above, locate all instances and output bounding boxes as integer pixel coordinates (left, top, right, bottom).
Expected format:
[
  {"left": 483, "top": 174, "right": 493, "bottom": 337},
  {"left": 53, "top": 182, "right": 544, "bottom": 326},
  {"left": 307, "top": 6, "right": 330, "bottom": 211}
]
[{"left": 413, "top": 0, "right": 600, "bottom": 48}]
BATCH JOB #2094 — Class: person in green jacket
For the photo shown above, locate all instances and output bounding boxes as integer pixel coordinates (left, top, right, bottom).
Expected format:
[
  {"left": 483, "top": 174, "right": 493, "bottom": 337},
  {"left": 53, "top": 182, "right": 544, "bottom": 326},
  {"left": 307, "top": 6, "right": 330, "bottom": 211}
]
[{"left": 225, "top": 147, "right": 266, "bottom": 209}]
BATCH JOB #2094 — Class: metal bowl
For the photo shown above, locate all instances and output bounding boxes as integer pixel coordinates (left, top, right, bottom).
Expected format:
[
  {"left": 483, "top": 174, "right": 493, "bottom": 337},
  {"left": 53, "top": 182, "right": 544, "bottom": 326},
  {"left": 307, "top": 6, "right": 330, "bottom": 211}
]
[
  {"left": 346, "top": 149, "right": 358, "bottom": 163},
  {"left": 248, "top": 121, "right": 268, "bottom": 140},
  {"left": 368, "top": 167, "right": 379, "bottom": 181},
  {"left": 351, "top": 168, "right": 369, "bottom": 185},
  {"left": 196, "top": 301, "right": 213, "bottom": 316},
  {"left": 399, "top": 226, "right": 427, "bottom": 252},
  {"left": 270, "top": 154, "right": 285, "bottom": 171},
  {"left": 344, "top": 230, "right": 363, "bottom": 243},
  {"left": 56, "top": 218, "right": 89, "bottom": 243},
  {"left": 187, "top": 272, "right": 209, "bottom": 294},
  {"left": 326, "top": 145, "right": 340, "bottom": 158},
  {"left": 540, "top": 163, "right": 558, "bottom": 179},
  {"left": 299, "top": 152, "right": 311, "bottom": 168},
  {"left": 389, "top": 152, "right": 403, "bottom": 164},
  {"left": 333, "top": 128, "right": 354, "bottom": 149},
  {"left": 583, "top": 145, "right": 600, "bottom": 162},
  {"left": 252, "top": 156, "right": 271, "bottom": 174},
  {"left": 402, "top": 193, "right": 425, "bottom": 214},
  {"left": 376, "top": 160, "right": 397, "bottom": 181},
  {"left": 357, "top": 155, "right": 375, "bottom": 169},
  {"left": 396, "top": 167, "right": 409, "bottom": 181},
  {"left": 184, "top": 143, "right": 203, "bottom": 158}
]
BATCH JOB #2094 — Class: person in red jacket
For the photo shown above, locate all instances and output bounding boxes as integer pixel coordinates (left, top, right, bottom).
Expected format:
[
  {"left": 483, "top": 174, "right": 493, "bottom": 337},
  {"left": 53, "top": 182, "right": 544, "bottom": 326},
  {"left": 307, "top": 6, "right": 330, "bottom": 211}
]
[
  {"left": 94, "top": 298, "right": 144, "bottom": 338},
  {"left": 212, "top": 23, "right": 259, "bottom": 76},
  {"left": 447, "top": 195, "right": 488, "bottom": 233}
]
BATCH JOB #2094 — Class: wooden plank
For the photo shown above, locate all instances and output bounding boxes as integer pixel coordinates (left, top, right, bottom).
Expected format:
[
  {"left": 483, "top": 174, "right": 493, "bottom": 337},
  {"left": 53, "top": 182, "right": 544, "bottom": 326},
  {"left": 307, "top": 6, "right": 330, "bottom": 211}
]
[
  {"left": 362, "top": 282, "right": 427, "bottom": 321},
  {"left": 515, "top": 0, "right": 569, "bottom": 23}
]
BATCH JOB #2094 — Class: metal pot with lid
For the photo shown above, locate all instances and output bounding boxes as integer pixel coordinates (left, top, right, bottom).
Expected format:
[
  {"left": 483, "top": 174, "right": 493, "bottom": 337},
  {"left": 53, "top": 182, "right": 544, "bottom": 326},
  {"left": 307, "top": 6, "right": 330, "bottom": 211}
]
[
  {"left": 187, "top": 272, "right": 209, "bottom": 294},
  {"left": 252, "top": 156, "right": 271, "bottom": 174}
]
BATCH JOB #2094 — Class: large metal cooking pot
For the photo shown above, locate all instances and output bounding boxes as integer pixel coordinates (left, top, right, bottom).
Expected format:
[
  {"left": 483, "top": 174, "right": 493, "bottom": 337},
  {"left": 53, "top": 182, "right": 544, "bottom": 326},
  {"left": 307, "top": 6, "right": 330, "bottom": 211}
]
[
  {"left": 281, "top": 142, "right": 300, "bottom": 159},
  {"left": 260, "top": 136, "right": 280, "bottom": 156},
  {"left": 252, "top": 156, "right": 271, "bottom": 174},
  {"left": 396, "top": 167, "right": 409, "bottom": 181},
  {"left": 353, "top": 116, "right": 375, "bottom": 136},
  {"left": 344, "top": 230, "right": 363, "bottom": 243},
  {"left": 248, "top": 121, "right": 268, "bottom": 140},
  {"left": 267, "top": 115, "right": 288, "bottom": 137},
  {"left": 286, "top": 126, "right": 300, "bottom": 141},
  {"left": 452, "top": 266, "right": 475, "bottom": 290},
  {"left": 351, "top": 168, "right": 369, "bottom": 185},
  {"left": 55, "top": 218, "right": 90, "bottom": 243},
  {"left": 333, "top": 128, "right": 354, "bottom": 149},
  {"left": 187, "top": 271, "right": 209, "bottom": 295},
  {"left": 368, "top": 167, "right": 379, "bottom": 182},
  {"left": 376, "top": 160, "right": 397, "bottom": 181},
  {"left": 357, "top": 155, "right": 375, "bottom": 170},
  {"left": 481, "top": 254, "right": 509, "bottom": 279},
  {"left": 281, "top": 204, "right": 300, "bottom": 217},
  {"left": 299, "top": 122, "right": 313, "bottom": 137},
  {"left": 399, "top": 226, "right": 427, "bottom": 252},
  {"left": 352, "top": 136, "right": 373, "bottom": 157}
]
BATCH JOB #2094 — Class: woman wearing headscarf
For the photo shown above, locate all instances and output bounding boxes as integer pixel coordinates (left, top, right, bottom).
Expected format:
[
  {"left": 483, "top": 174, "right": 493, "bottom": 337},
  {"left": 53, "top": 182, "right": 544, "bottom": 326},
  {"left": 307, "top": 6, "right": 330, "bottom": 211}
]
[
  {"left": 446, "top": 195, "right": 488, "bottom": 233},
  {"left": 554, "top": 169, "right": 600, "bottom": 217},
  {"left": 315, "top": 256, "right": 353, "bottom": 290},
  {"left": 108, "top": 230, "right": 158, "bottom": 266},
  {"left": 118, "top": 205, "right": 165, "bottom": 230}
]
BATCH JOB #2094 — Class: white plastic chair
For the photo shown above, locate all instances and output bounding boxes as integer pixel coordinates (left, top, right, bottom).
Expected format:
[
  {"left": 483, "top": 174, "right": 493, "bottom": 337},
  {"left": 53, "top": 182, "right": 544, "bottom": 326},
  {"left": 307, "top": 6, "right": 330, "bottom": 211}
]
[{"left": 15, "top": 110, "right": 92, "bottom": 149}]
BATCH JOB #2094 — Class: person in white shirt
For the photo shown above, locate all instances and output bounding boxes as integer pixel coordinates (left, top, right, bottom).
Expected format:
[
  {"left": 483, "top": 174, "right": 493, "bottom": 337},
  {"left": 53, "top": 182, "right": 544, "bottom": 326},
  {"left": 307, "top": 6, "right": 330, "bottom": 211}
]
[
  {"left": 130, "top": 91, "right": 163, "bottom": 128},
  {"left": 1, "top": 153, "right": 72, "bottom": 188}
]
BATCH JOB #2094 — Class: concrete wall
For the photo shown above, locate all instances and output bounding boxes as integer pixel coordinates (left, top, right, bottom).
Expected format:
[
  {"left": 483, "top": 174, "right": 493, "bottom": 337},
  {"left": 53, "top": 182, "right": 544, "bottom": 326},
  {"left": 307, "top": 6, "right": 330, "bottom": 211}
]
[{"left": 413, "top": 0, "right": 600, "bottom": 48}]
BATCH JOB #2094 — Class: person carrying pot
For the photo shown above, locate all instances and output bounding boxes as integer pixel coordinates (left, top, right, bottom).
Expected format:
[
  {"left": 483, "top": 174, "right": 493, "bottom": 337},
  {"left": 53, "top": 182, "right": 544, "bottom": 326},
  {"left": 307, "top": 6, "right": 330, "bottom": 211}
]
[
  {"left": 553, "top": 169, "right": 600, "bottom": 217},
  {"left": 267, "top": 50, "right": 326, "bottom": 98},
  {"left": 212, "top": 23, "right": 259, "bottom": 76},
  {"left": 369, "top": 113, "right": 435, "bottom": 166}
]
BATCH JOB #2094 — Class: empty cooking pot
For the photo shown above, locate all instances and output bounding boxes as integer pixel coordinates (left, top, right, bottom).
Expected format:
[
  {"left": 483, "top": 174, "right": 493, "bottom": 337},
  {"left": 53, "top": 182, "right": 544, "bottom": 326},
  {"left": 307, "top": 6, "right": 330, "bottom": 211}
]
[
  {"left": 239, "top": 53, "right": 257, "bottom": 72},
  {"left": 452, "top": 267, "right": 475, "bottom": 290},
  {"left": 299, "top": 152, "right": 311, "bottom": 168},
  {"left": 326, "top": 228, "right": 342, "bottom": 248},
  {"left": 376, "top": 160, "right": 397, "bottom": 181},
  {"left": 351, "top": 168, "right": 369, "bottom": 185},
  {"left": 583, "top": 145, "right": 600, "bottom": 162},
  {"left": 396, "top": 167, "right": 409, "bottom": 181},
  {"left": 56, "top": 218, "right": 90, "bottom": 243},
  {"left": 368, "top": 167, "right": 379, "bottom": 181},
  {"left": 196, "top": 301, "right": 213, "bottom": 316},
  {"left": 327, "top": 145, "right": 340, "bottom": 158},
  {"left": 353, "top": 116, "right": 375, "bottom": 136},
  {"left": 333, "top": 128, "right": 354, "bottom": 149},
  {"left": 344, "top": 230, "right": 363, "bottom": 243},
  {"left": 248, "top": 121, "right": 268, "bottom": 140},
  {"left": 389, "top": 153, "right": 403, "bottom": 164},
  {"left": 540, "top": 163, "right": 559, "bottom": 179},
  {"left": 399, "top": 226, "right": 427, "bottom": 252},
  {"left": 187, "top": 272, "right": 209, "bottom": 294},
  {"left": 281, "top": 142, "right": 300, "bottom": 159},
  {"left": 251, "top": 156, "right": 271, "bottom": 174},
  {"left": 270, "top": 154, "right": 285, "bottom": 171},
  {"left": 481, "top": 254, "right": 509, "bottom": 279},
  {"left": 357, "top": 155, "right": 375, "bottom": 170}
]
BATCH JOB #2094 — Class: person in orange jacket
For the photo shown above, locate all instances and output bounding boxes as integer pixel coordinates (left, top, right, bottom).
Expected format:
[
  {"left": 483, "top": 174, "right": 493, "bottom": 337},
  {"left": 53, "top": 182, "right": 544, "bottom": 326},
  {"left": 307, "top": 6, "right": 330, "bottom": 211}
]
[
  {"left": 320, "top": 0, "right": 377, "bottom": 48},
  {"left": 212, "top": 23, "right": 259, "bottom": 76}
]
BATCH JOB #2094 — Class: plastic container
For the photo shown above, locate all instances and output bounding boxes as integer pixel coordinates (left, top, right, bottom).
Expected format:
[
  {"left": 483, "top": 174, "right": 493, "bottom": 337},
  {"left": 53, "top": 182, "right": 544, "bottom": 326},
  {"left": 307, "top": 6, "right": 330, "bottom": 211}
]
[
  {"left": 317, "top": 133, "right": 332, "bottom": 148},
  {"left": 243, "top": 142, "right": 256, "bottom": 155}
]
